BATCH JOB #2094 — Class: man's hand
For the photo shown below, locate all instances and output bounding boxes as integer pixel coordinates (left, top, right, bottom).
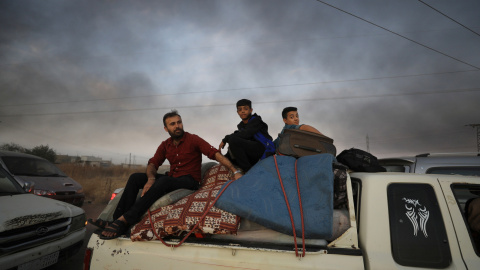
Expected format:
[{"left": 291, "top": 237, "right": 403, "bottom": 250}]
[
  {"left": 143, "top": 163, "right": 158, "bottom": 197},
  {"left": 219, "top": 141, "right": 226, "bottom": 151},
  {"left": 214, "top": 152, "right": 243, "bottom": 180},
  {"left": 299, "top": 124, "right": 323, "bottom": 135},
  {"left": 232, "top": 171, "right": 243, "bottom": 180},
  {"left": 141, "top": 179, "right": 155, "bottom": 197}
]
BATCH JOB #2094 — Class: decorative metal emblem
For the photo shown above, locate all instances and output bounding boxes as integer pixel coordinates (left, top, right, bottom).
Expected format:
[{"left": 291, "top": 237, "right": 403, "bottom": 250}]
[{"left": 36, "top": 226, "right": 49, "bottom": 236}]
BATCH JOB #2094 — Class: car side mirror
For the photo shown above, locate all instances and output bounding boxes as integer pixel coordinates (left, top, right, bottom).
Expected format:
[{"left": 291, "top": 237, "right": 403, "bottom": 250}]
[{"left": 23, "top": 181, "right": 35, "bottom": 193}]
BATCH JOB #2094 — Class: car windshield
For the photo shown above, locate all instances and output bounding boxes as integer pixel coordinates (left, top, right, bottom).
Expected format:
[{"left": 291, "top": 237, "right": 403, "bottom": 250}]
[
  {"left": 0, "top": 168, "right": 23, "bottom": 195},
  {"left": 2, "top": 156, "right": 67, "bottom": 177}
]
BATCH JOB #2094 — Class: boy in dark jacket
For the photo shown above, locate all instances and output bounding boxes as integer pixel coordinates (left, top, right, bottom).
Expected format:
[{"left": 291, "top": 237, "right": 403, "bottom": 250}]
[{"left": 219, "top": 99, "right": 274, "bottom": 172}]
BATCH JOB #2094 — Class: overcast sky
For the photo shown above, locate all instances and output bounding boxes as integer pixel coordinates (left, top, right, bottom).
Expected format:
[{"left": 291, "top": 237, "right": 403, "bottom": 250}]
[{"left": 1, "top": 0, "right": 479, "bottom": 165}]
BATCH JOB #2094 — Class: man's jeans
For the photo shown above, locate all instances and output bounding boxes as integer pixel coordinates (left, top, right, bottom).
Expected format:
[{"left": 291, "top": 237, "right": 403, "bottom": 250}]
[{"left": 113, "top": 173, "right": 199, "bottom": 225}]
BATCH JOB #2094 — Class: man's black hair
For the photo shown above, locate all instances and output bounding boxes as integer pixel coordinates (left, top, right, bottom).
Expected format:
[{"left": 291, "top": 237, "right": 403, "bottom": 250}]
[
  {"left": 236, "top": 99, "right": 252, "bottom": 108},
  {"left": 163, "top": 110, "right": 180, "bottom": 127},
  {"left": 282, "top": 107, "right": 297, "bottom": 119}
]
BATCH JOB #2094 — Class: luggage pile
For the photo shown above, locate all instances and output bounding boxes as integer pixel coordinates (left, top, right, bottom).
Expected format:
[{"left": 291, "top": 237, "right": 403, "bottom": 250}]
[{"left": 131, "top": 130, "right": 352, "bottom": 243}]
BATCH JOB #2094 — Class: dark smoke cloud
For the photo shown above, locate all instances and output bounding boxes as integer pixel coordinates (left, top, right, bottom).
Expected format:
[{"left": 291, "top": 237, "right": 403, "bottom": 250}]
[{"left": 1, "top": 0, "right": 479, "bottom": 163}]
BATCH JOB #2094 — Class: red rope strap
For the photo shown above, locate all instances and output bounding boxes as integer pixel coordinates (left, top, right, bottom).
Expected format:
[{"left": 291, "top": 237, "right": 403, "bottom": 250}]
[
  {"left": 147, "top": 158, "right": 306, "bottom": 258},
  {"left": 147, "top": 173, "right": 239, "bottom": 248},
  {"left": 294, "top": 159, "right": 306, "bottom": 257},
  {"left": 273, "top": 155, "right": 306, "bottom": 257}
]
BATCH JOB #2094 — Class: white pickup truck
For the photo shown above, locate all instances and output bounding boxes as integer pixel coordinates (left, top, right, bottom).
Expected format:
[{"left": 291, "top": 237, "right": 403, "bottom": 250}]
[
  {"left": 84, "top": 163, "right": 480, "bottom": 270},
  {"left": 0, "top": 161, "right": 86, "bottom": 270}
]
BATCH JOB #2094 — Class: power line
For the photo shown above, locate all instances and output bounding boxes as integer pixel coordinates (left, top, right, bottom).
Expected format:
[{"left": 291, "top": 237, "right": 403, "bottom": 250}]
[
  {"left": 336, "top": 127, "right": 471, "bottom": 145},
  {"left": 315, "top": 0, "right": 480, "bottom": 70},
  {"left": 369, "top": 129, "right": 471, "bottom": 144},
  {"left": 417, "top": 0, "right": 480, "bottom": 37},
  {"left": 1, "top": 87, "right": 479, "bottom": 118},
  {"left": 1, "top": 69, "right": 478, "bottom": 108},
  {"left": 1, "top": 25, "right": 473, "bottom": 69}
]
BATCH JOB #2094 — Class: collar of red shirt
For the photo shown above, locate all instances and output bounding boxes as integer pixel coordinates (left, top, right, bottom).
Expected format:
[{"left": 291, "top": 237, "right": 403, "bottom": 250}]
[{"left": 165, "top": 131, "right": 188, "bottom": 147}]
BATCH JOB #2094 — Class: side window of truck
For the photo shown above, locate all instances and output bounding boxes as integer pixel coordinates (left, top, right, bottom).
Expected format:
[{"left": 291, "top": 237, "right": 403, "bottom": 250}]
[
  {"left": 387, "top": 183, "right": 452, "bottom": 268},
  {"left": 451, "top": 184, "right": 480, "bottom": 256}
]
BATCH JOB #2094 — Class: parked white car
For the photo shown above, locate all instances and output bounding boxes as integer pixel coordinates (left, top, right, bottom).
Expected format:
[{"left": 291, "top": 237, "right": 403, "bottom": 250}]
[{"left": 0, "top": 165, "right": 86, "bottom": 270}]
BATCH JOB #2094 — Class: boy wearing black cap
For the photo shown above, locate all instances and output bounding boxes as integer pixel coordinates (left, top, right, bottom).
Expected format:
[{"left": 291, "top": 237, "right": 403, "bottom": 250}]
[{"left": 219, "top": 99, "right": 275, "bottom": 172}]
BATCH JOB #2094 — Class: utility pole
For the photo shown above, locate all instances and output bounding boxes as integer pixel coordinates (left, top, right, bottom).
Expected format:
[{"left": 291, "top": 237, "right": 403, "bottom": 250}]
[
  {"left": 366, "top": 134, "right": 370, "bottom": 153},
  {"left": 465, "top": 124, "right": 480, "bottom": 153}
]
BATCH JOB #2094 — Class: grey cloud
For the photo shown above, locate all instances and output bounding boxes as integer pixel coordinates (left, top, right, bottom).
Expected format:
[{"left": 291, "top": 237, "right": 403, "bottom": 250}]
[{"left": 1, "top": 0, "right": 479, "bottom": 163}]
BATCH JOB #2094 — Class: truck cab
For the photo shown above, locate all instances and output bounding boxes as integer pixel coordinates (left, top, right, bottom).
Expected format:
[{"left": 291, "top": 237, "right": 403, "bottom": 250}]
[{"left": 351, "top": 172, "right": 480, "bottom": 269}]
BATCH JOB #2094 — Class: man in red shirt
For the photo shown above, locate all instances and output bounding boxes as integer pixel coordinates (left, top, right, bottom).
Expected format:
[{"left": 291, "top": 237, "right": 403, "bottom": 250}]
[{"left": 96, "top": 110, "right": 242, "bottom": 239}]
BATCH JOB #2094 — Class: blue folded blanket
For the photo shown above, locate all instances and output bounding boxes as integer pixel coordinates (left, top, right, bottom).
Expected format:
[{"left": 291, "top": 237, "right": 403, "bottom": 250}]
[{"left": 215, "top": 154, "right": 334, "bottom": 239}]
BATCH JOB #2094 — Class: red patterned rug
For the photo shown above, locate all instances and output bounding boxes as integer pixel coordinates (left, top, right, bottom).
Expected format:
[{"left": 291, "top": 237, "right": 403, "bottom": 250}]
[{"left": 130, "top": 164, "right": 240, "bottom": 241}]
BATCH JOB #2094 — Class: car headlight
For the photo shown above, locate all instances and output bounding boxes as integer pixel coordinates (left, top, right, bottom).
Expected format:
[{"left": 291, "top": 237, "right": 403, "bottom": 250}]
[
  {"left": 70, "top": 213, "right": 86, "bottom": 232},
  {"left": 34, "top": 189, "right": 56, "bottom": 196}
]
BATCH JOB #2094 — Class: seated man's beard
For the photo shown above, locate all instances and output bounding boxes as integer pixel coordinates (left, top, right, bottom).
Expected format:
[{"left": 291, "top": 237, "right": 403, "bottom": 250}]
[{"left": 169, "top": 128, "right": 184, "bottom": 139}]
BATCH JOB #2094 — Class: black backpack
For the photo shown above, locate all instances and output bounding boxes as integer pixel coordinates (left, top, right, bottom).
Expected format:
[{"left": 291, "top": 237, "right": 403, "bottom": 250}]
[{"left": 336, "top": 148, "right": 386, "bottom": 172}]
